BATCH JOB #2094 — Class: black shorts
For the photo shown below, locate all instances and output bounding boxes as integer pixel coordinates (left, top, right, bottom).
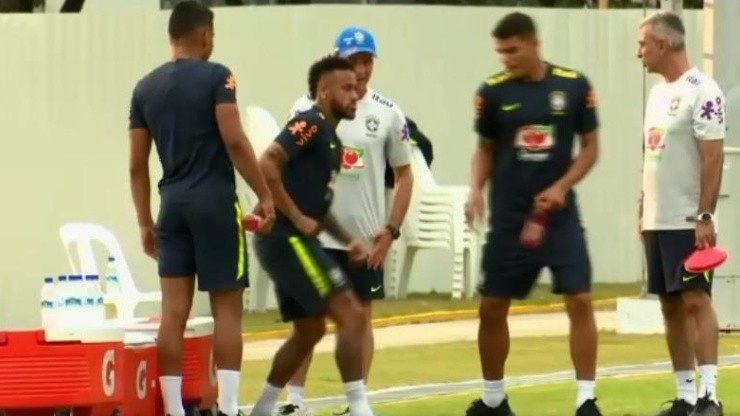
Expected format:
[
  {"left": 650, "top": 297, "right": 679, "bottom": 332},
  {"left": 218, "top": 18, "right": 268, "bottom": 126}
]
[
  {"left": 325, "top": 248, "right": 384, "bottom": 301},
  {"left": 643, "top": 230, "right": 713, "bottom": 295},
  {"left": 254, "top": 235, "right": 350, "bottom": 322},
  {"left": 155, "top": 194, "right": 248, "bottom": 292},
  {"left": 479, "top": 224, "right": 591, "bottom": 299}
]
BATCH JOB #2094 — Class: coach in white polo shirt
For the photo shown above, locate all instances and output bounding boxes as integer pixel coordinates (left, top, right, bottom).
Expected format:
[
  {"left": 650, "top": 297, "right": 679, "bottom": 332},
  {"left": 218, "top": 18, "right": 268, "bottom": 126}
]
[{"left": 637, "top": 11, "right": 725, "bottom": 416}]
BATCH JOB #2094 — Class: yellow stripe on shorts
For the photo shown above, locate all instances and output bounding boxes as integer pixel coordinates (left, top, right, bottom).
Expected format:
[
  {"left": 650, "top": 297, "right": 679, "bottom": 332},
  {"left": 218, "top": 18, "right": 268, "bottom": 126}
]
[
  {"left": 288, "top": 236, "right": 331, "bottom": 297},
  {"left": 234, "top": 201, "right": 246, "bottom": 280}
]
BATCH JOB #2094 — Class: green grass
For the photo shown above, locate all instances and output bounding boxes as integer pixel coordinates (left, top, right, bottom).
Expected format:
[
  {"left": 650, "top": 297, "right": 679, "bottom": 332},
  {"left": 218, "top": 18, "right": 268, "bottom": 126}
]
[
  {"left": 365, "top": 366, "right": 740, "bottom": 415},
  {"left": 241, "top": 282, "right": 641, "bottom": 334},
  {"left": 239, "top": 331, "right": 740, "bottom": 403}
]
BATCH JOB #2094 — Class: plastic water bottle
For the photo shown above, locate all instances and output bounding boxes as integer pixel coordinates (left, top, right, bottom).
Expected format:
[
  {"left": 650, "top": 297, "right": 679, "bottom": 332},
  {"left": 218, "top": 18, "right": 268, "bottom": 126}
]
[
  {"left": 84, "top": 275, "right": 105, "bottom": 326},
  {"left": 105, "top": 256, "right": 121, "bottom": 299},
  {"left": 66, "top": 275, "right": 85, "bottom": 325},
  {"left": 55, "top": 275, "right": 69, "bottom": 327},
  {"left": 40, "top": 277, "right": 56, "bottom": 328}
]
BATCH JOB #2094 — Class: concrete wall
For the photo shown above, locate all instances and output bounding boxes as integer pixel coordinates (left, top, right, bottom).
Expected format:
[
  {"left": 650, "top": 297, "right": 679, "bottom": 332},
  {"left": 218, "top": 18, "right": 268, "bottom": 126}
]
[{"left": 0, "top": 6, "right": 705, "bottom": 326}]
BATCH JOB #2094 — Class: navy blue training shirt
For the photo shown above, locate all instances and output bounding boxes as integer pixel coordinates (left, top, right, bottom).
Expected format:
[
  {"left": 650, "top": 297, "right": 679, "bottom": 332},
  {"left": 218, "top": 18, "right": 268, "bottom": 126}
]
[
  {"left": 128, "top": 58, "right": 238, "bottom": 199},
  {"left": 271, "top": 106, "right": 342, "bottom": 237},
  {"left": 474, "top": 63, "right": 599, "bottom": 231}
]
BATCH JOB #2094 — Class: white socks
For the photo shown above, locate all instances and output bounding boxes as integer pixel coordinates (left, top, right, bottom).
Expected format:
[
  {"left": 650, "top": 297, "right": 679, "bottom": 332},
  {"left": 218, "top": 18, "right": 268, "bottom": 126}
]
[
  {"left": 698, "top": 365, "right": 719, "bottom": 404},
  {"left": 576, "top": 380, "right": 595, "bottom": 408},
  {"left": 217, "top": 370, "right": 241, "bottom": 416},
  {"left": 287, "top": 384, "right": 304, "bottom": 406},
  {"left": 675, "top": 370, "right": 697, "bottom": 405},
  {"left": 250, "top": 382, "right": 281, "bottom": 416},
  {"left": 344, "top": 380, "right": 373, "bottom": 416},
  {"left": 160, "top": 376, "right": 185, "bottom": 416},
  {"left": 481, "top": 379, "right": 505, "bottom": 408}
]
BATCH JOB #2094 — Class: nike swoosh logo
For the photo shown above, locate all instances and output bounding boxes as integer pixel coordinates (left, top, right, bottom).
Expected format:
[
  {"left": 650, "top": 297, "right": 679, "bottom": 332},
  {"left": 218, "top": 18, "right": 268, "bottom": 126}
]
[
  {"left": 682, "top": 274, "right": 698, "bottom": 282},
  {"left": 370, "top": 285, "right": 382, "bottom": 293},
  {"left": 501, "top": 103, "right": 521, "bottom": 111}
]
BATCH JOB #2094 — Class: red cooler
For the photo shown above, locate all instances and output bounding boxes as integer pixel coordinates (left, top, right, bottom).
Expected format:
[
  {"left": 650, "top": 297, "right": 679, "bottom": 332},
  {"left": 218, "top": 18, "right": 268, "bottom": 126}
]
[
  {"left": 125, "top": 316, "right": 217, "bottom": 414},
  {"left": 119, "top": 332, "right": 159, "bottom": 416},
  {"left": 0, "top": 327, "right": 125, "bottom": 415}
]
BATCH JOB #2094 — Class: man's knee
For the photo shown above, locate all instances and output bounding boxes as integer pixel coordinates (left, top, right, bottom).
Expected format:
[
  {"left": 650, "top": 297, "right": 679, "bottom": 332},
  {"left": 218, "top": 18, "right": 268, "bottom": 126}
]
[
  {"left": 328, "top": 290, "right": 367, "bottom": 333},
  {"left": 680, "top": 288, "right": 711, "bottom": 315},
  {"left": 479, "top": 296, "right": 510, "bottom": 325},
  {"left": 209, "top": 287, "right": 246, "bottom": 318},
  {"left": 659, "top": 293, "right": 684, "bottom": 321},
  {"left": 563, "top": 292, "right": 593, "bottom": 318},
  {"left": 293, "top": 318, "right": 327, "bottom": 347}
]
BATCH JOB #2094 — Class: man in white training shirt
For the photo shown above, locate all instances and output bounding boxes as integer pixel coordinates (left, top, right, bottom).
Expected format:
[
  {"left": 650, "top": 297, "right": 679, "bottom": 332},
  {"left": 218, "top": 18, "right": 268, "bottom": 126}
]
[
  {"left": 277, "top": 26, "right": 414, "bottom": 416},
  {"left": 637, "top": 11, "right": 725, "bottom": 416}
]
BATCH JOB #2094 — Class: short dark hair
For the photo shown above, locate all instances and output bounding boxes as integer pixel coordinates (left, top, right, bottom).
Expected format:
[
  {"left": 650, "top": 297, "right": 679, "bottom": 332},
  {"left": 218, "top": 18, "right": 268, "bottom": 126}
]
[
  {"left": 168, "top": 1, "right": 214, "bottom": 39},
  {"left": 308, "top": 55, "right": 354, "bottom": 100},
  {"left": 491, "top": 12, "right": 537, "bottom": 39}
]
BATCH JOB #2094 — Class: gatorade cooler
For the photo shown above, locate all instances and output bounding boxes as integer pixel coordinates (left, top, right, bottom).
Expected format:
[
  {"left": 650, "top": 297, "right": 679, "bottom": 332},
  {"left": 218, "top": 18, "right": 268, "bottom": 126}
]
[
  {"left": 125, "top": 316, "right": 217, "bottom": 415},
  {"left": 0, "top": 327, "right": 125, "bottom": 416},
  {"left": 119, "top": 332, "right": 159, "bottom": 416}
]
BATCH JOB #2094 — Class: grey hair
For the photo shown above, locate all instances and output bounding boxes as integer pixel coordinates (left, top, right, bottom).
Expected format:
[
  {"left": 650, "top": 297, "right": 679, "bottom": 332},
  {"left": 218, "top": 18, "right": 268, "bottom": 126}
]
[{"left": 641, "top": 11, "right": 686, "bottom": 51}]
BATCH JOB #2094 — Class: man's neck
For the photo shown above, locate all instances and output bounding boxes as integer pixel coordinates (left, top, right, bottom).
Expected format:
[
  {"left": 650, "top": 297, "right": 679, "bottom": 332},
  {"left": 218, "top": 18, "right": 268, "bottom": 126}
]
[
  {"left": 522, "top": 60, "right": 548, "bottom": 82},
  {"left": 170, "top": 44, "right": 200, "bottom": 61},
  {"left": 315, "top": 102, "right": 339, "bottom": 128},
  {"left": 661, "top": 53, "right": 691, "bottom": 83}
]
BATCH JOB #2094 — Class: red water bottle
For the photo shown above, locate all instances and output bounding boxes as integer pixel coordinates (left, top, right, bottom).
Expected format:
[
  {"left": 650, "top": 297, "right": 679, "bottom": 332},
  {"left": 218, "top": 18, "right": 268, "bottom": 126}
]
[
  {"left": 520, "top": 211, "right": 549, "bottom": 248},
  {"left": 242, "top": 214, "right": 262, "bottom": 232}
]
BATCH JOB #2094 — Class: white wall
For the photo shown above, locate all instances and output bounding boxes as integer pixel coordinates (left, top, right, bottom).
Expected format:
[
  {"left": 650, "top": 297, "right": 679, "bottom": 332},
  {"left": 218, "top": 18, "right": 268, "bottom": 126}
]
[{"left": 0, "top": 6, "right": 705, "bottom": 326}]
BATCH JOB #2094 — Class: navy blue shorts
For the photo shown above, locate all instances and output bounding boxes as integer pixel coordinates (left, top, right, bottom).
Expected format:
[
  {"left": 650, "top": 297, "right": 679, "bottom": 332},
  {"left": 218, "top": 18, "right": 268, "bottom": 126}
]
[
  {"left": 155, "top": 194, "right": 248, "bottom": 292},
  {"left": 254, "top": 235, "right": 350, "bottom": 322},
  {"left": 325, "top": 249, "right": 384, "bottom": 301},
  {"left": 643, "top": 230, "right": 713, "bottom": 295},
  {"left": 479, "top": 224, "right": 592, "bottom": 299}
]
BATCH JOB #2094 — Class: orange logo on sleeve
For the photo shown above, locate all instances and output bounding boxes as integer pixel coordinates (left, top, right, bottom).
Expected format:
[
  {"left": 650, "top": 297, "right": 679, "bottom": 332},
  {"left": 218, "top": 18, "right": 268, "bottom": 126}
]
[
  {"left": 224, "top": 73, "right": 237, "bottom": 90},
  {"left": 288, "top": 120, "right": 319, "bottom": 146}
]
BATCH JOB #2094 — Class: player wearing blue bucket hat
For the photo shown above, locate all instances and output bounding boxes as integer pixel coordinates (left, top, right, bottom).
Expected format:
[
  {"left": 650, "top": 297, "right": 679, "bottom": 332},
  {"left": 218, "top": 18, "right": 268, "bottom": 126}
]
[{"left": 277, "top": 25, "right": 415, "bottom": 416}]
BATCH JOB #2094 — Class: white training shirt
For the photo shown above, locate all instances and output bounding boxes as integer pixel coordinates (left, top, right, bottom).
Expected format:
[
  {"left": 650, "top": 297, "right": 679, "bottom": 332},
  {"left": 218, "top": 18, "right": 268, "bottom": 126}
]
[
  {"left": 642, "top": 67, "right": 726, "bottom": 230},
  {"left": 288, "top": 88, "right": 412, "bottom": 249}
]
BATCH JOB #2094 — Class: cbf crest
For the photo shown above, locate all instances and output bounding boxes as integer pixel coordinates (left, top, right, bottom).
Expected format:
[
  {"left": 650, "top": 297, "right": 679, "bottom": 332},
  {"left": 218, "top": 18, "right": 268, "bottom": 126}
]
[
  {"left": 365, "top": 114, "right": 380, "bottom": 135},
  {"left": 549, "top": 91, "right": 567, "bottom": 114}
]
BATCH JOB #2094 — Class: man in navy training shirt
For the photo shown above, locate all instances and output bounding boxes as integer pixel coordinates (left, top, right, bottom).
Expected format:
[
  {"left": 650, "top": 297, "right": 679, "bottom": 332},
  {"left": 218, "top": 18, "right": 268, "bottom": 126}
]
[
  {"left": 127, "top": 2, "right": 275, "bottom": 416},
  {"left": 464, "top": 12, "right": 602, "bottom": 416},
  {"left": 249, "top": 56, "right": 376, "bottom": 416}
]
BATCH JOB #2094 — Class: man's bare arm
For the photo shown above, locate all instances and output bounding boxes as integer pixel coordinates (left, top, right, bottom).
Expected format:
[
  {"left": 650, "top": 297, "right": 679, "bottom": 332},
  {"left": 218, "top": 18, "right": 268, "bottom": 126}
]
[
  {"left": 322, "top": 213, "right": 354, "bottom": 246},
  {"left": 697, "top": 140, "right": 724, "bottom": 213},
  {"left": 470, "top": 139, "right": 494, "bottom": 192},
  {"left": 259, "top": 143, "right": 304, "bottom": 223},
  {"left": 215, "top": 103, "right": 271, "bottom": 200},
  {"left": 387, "top": 164, "right": 413, "bottom": 228},
  {"left": 129, "top": 128, "right": 154, "bottom": 228},
  {"left": 554, "top": 130, "right": 599, "bottom": 191}
]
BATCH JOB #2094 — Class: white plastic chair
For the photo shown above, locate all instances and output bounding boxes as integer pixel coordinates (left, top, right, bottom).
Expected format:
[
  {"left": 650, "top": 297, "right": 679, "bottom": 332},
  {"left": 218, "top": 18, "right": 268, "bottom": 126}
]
[
  {"left": 58, "top": 222, "right": 162, "bottom": 323},
  {"left": 241, "top": 105, "right": 281, "bottom": 312},
  {"left": 386, "top": 147, "right": 483, "bottom": 299}
]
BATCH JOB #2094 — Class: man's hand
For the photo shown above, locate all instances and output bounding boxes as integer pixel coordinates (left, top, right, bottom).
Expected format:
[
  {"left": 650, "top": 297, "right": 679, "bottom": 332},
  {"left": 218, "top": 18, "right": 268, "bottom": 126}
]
[
  {"left": 347, "top": 238, "right": 369, "bottom": 266},
  {"left": 695, "top": 221, "right": 716, "bottom": 249},
  {"left": 368, "top": 227, "right": 393, "bottom": 269},
  {"left": 534, "top": 183, "right": 568, "bottom": 212},
  {"left": 252, "top": 196, "right": 276, "bottom": 234},
  {"left": 465, "top": 189, "right": 485, "bottom": 225},
  {"left": 295, "top": 215, "right": 321, "bottom": 237},
  {"left": 139, "top": 225, "right": 158, "bottom": 260}
]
